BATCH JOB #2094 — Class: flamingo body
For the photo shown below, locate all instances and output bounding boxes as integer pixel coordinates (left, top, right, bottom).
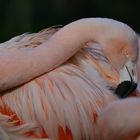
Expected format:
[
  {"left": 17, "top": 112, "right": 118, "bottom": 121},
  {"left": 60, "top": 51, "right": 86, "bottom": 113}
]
[{"left": 0, "top": 18, "right": 138, "bottom": 140}]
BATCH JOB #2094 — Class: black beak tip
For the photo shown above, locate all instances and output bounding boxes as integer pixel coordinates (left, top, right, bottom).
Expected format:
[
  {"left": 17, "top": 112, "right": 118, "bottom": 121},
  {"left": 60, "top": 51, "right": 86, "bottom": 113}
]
[{"left": 115, "top": 81, "right": 137, "bottom": 98}]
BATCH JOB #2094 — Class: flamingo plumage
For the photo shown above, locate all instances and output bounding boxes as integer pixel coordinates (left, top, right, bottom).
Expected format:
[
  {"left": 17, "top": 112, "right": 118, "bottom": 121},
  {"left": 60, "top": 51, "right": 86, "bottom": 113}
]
[{"left": 0, "top": 18, "right": 138, "bottom": 140}]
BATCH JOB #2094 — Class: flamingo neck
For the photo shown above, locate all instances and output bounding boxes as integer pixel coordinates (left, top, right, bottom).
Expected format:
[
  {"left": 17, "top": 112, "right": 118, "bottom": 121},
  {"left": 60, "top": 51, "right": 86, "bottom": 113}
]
[{"left": 0, "top": 18, "right": 123, "bottom": 92}]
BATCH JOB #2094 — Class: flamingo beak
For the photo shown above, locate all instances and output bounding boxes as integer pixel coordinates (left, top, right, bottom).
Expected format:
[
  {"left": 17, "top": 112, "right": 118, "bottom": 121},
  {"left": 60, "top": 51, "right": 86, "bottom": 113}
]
[
  {"left": 119, "top": 61, "right": 137, "bottom": 83},
  {"left": 115, "top": 61, "right": 138, "bottom": 98}
]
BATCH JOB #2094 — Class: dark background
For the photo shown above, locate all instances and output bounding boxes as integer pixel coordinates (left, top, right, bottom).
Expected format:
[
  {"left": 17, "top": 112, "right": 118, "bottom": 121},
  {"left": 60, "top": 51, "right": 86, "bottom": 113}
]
[{"left": 0, "top": 0, "right": 140, "bottom": 42}]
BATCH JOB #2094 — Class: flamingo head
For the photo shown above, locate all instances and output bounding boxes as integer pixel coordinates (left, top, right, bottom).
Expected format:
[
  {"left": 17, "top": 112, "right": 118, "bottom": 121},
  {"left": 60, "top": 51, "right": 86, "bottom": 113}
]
[{"left": 101, "top": 26, "right": 139, "bottom": 97}]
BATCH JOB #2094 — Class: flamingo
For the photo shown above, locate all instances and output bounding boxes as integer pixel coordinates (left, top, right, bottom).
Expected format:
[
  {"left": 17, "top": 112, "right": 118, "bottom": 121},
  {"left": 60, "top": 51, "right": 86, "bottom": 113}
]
[{"left": 0, "top": 18, "right": 138, "bottom": 140}]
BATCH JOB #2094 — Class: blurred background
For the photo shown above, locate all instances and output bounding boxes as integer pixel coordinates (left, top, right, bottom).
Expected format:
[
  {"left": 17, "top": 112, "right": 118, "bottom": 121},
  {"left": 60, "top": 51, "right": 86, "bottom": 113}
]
[{"left": 0, "top": 0, "right": 140, "bottom": 42}]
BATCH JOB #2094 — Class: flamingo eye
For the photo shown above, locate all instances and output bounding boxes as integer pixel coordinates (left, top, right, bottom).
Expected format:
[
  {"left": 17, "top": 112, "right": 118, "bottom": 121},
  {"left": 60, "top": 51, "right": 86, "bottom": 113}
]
[{"left": 124, "top": 50, "right": 129, "bottom": 58}]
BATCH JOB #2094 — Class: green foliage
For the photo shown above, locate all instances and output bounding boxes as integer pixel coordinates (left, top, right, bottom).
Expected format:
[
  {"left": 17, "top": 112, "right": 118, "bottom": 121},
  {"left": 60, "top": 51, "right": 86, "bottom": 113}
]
[{"left": 0, "top": 0, "right": 140, "bottom": 42}]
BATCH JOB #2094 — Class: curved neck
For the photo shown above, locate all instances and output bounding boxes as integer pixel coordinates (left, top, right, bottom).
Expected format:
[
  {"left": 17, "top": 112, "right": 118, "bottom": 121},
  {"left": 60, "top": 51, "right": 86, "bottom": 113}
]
[
  {"left": 32, "top": 18, "right": 109, "bottom": 70},
  {"left": 0, "top": 18, "right": 110, "bottom": 91},
  {"left": 46, "top": 18, "right": 106, "bottom": 47}
]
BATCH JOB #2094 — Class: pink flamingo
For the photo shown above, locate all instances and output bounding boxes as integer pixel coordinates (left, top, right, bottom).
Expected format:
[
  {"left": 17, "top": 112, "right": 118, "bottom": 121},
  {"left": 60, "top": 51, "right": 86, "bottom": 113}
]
[{"left": 0, "top": 18, "right": 139, "bottom": 140}]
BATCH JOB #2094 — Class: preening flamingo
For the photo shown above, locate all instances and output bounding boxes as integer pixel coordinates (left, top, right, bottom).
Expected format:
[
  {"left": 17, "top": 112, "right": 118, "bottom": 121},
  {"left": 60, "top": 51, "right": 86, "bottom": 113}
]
[{"left": 0, "top": 18, "right": 139, "bottom": 140}]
